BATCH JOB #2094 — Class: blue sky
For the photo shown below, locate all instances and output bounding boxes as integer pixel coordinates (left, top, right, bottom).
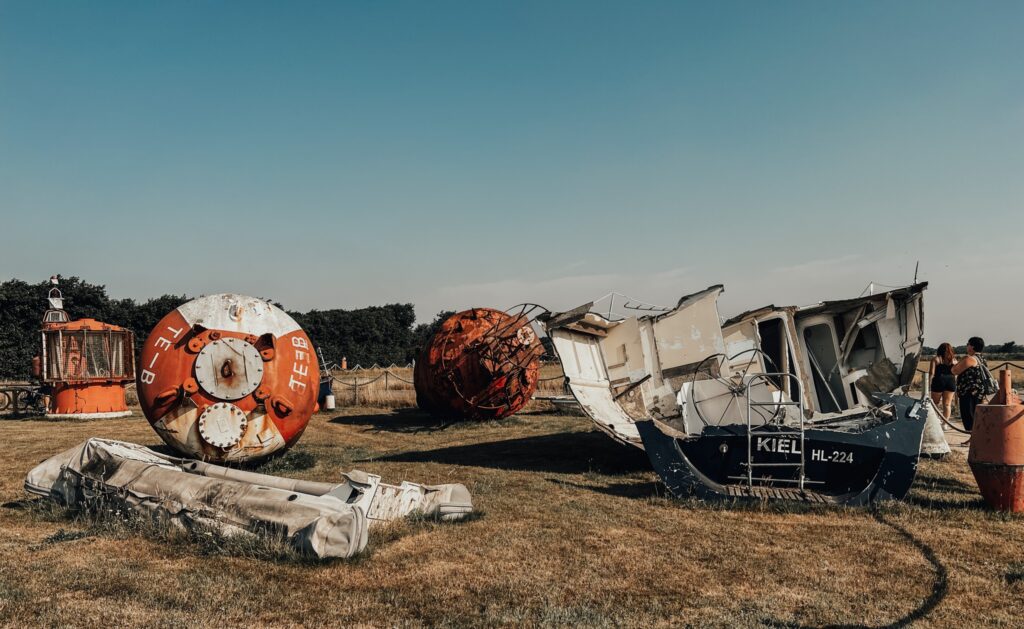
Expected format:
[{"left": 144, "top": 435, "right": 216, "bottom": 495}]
[{"left": 1, "top": 1, "right": 1021, "bottom": 343}]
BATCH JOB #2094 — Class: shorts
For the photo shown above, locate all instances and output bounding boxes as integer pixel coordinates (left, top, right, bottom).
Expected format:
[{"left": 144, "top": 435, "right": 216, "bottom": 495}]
[{"left": 931, "top": 374, "right": 956, "bottom": 393}]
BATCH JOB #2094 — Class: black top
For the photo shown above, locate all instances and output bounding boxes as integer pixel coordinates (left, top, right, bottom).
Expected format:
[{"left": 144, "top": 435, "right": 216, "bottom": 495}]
[{"left": 934, "top": 363, "right": 953, "bottom": 377}]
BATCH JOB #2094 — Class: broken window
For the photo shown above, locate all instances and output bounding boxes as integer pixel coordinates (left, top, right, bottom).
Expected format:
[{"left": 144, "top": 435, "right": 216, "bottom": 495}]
[
  {"left": 802, "top": 322, "right": 849, "bottom": 413},
  {"left": 756, "top": 318, "right": 799, "bottom": 392},
  {"left": 847, "top": 322, "right": 883, "bottom": 371}
]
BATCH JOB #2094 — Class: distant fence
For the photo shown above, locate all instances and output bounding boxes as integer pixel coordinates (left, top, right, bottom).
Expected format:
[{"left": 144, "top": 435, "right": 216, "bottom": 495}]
[
  {"left": 911, "top": 359, "right": 1023, "bottom": 389},
  {"left": 323, "top": 362, "right": 566, "bottom": 409},
  {"left": 340, "top": 363, "right": 414, "bottom": 372}
]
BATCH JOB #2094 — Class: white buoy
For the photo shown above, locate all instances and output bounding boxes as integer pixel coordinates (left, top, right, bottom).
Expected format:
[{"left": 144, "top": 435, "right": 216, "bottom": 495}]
[
  {"left": 920, "top": 377, "right": 951, "bottom": 457},
  {"left": 324, "top": 394, "right": 336, "bottom": 410}
]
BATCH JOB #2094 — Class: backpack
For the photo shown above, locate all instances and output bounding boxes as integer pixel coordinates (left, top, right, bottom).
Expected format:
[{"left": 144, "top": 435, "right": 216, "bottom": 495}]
[{"left": 978, "top": 355, "right": 999, "bottom": 397}]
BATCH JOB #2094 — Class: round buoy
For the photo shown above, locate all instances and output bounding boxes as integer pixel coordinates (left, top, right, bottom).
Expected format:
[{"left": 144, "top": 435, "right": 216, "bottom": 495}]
[
  {"left": 137, "top": 294, "right": 319, "bottom": 463},
  {"left": 414, "top": 308, "right": 543, "bottom": 421},
  {"left": 968, "top": 369, "right": 1024, "bottom": 512}
]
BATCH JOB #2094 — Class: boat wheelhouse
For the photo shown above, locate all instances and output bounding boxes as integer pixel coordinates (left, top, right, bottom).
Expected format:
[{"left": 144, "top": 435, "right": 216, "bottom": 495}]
[{"left": 540, "top": 283, "right": 933, "bottom": 505}]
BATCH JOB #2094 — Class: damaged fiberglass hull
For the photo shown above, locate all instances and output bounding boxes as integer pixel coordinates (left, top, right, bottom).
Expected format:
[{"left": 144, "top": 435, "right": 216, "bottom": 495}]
[{"left": 541, "top": 282, "right": 936, "bottom": 504}]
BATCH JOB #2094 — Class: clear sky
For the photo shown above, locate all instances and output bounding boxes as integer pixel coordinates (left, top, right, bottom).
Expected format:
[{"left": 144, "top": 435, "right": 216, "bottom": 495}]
[{"left": 1, "top": 1, "right": 1021, "bottom": 344}]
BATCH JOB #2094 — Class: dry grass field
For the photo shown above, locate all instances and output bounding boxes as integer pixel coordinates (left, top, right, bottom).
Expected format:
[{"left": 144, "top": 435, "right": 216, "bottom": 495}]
[
  {"left": 325, "top": 364, "right": 567, "bottom": 412},
  {"left": 1, "top": 407, "right": 1023, "bottom": 627}
]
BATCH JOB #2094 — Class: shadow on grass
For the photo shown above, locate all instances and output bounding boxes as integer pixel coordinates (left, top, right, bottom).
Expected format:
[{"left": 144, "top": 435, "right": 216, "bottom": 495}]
[
  {"left": 0, "top": 412, "right": 147, "bottom": 423},
  {"left": 550, "top": 479, "right": 858, "bottom": 516},
  {"left": 912, "top": 472, "right": 976, "bottom": 493},
  {"left": 850, "top": 509, "right": 948, "bottom": 629},
  {"left": 329, "top": 408, "right": 453, "bottom": 433},
  {"left": 249, "top": 448, "right": 317, "bottom": 473},
  {"left": 906, "top": 470, "right": 988, "bottom": 511},
  {"left": 1007, "top": 562, "right": 1024, "bottom": 585},
  {"left": 551, "top": 479, "right": 665, "bottom": 499},
  {"left": 137, "top": 443, "right": 319, "bottom": 472},
  {"left": 905, "top": 494, "right": 990, "bottom": 511},
  {"left": 755, "top": 508, "right": 951, "bottom": 628},
  {"left": 376, "top": 430, "right": 651, "bottom": 475}
]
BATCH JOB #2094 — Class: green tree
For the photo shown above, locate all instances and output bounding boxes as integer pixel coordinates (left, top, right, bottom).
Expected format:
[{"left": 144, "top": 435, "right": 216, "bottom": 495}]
[
  {"left": 409, "top": 310, "right": 456, "bottom": 362},
  {"left": 1, "top": 276, "right": 433, "bottom": 378}
]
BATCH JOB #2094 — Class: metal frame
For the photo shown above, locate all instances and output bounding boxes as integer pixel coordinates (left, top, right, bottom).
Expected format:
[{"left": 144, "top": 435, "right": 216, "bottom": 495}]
[
  {"left": 440, "top": 304, "right": 547, "bottom": 413},
  {"left": 743, "top": 372, "right": 806, "bottom": 492},
  {"left": 39, "top": 328, "right": 136, "bottom": 383}
]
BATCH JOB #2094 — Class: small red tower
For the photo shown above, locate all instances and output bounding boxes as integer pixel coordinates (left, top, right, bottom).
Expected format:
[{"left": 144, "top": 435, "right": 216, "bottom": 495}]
[{"left": 38, "top": 278, "right": 135, "bottom": 418}]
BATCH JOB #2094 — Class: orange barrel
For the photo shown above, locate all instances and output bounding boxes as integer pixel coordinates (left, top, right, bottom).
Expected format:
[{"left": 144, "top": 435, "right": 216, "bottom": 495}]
[
  {"left": 968, "top": 369, "right": 1024, "bottom": 512},
  {"left": 414, "top": 308, "right": 544, "bottom": 420},
  {"left": 137, "top": 294, "right": 319, "bottom": 464}
]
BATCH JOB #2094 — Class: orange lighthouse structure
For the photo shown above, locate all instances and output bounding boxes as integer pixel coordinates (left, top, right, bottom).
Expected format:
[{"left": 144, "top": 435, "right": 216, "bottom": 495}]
[{"left": 38, "top": 281, "right": 135, "bottom": 419}]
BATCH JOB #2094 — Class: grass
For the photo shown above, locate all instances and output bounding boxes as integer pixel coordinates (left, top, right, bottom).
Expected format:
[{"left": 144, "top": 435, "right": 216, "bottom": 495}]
[
  {"left": 22, "top": 498, "right": 308, "bottom": 563},
  {"left": 326, "top": 363, "right": 568, "bottom": 413},
  {"left": 1, "top": 408, "right": 1023, "bottom": 627}
]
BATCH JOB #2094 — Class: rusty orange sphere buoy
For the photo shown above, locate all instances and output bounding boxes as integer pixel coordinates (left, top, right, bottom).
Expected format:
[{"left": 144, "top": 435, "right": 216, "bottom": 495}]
[
  {"left": 414, "top": 308, "right": 544, "bottom": 421},
  {"left": 137, "top": 294, "right": 319, "bottom": 463},
  {"left": 968, "top": 369, "right": 1024, "bottom": 512}
]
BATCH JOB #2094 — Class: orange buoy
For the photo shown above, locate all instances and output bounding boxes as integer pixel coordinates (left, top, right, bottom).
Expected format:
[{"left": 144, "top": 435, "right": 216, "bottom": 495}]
[
  {"left": 137, "top": 294, "right": 319, "bottom": 463},
  {"left": 968, "top": 369, "right": 1024, "bottom": 512},
  {"left": 38, "top": 283, "right": 135, "bottom": 419},
  {"left": 414, "top": 308, "right": 543, "bottom": 421}
]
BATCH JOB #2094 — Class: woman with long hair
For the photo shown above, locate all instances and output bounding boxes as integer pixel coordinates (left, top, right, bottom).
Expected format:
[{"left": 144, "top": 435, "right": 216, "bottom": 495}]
[{"left": 929, "top": 342, "right": 957, "bottom": 420}]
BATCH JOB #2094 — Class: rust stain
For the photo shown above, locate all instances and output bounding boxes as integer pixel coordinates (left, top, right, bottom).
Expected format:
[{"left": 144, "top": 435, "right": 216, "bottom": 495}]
[{"left": 414, "top": 308, "right": 544, "bottom": 421}]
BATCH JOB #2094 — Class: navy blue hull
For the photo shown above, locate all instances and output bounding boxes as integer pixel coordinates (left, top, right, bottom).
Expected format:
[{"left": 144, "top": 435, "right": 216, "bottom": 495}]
[{"left": 636, "top": 395, "right": 928, "bottom": 506}]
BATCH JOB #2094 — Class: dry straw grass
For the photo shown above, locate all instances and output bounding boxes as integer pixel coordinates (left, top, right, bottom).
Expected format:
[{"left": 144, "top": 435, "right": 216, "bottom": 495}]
[
  {"left": 327, "top": 363, "right": 568, "bottom": 413},
  {"left": 328, "top": 367, "right": 419, "bottom": 408},
  {"left": 1, "top": 406, "right": 1023, "bottom": 626}
]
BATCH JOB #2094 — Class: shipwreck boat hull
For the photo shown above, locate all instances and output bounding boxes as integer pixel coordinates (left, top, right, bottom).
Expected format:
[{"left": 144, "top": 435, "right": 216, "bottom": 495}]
[{"left": 636, "top": 395, "right": 928, "bottom": 506}]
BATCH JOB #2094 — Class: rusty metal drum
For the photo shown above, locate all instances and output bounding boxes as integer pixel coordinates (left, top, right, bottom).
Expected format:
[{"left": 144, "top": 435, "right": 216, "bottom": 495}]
[
  {"left": 968, "top": 370, "right": 1024, "bottom": 512},
  {"left": 414, "top": 308, "right": 543, "bottom": 421},
  {"left": 137, "top": 294, "right": 319, "bottom": 463}
]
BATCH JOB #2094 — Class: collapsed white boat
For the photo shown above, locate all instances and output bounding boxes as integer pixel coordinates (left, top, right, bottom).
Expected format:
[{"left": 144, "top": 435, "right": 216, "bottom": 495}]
[
  {"left": 541, "top": 283, "right": 946, "bottom": 504},
  {"left": 25, "top": 438, "right": 473, "bottom": 559}
]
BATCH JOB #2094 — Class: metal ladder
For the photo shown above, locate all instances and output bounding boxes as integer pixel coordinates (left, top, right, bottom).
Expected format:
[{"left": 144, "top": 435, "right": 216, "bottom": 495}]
[{"left": 743, "top": 373, "right": 807, "bottom": 492}]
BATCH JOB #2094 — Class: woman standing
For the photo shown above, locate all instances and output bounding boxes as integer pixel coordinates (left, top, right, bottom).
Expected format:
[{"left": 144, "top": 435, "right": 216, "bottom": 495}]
[
  {"left": 952, "top": 336, "right": 986, "bottom": 431},
  {"left": 929, "top": 342, "right": 957, "bottom": 420}
]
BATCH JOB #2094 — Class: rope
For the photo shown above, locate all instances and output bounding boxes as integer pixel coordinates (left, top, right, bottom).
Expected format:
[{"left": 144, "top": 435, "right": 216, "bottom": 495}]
[
  {"left": 326, "top": 368, "right": 416, "bottom": 388},
  {"left": 343, "top": 363, "right": 415, "bottom": 372},
  {"left": 537, "top": 374, "right": 565, "bottom": 382},
  {"left": 331, "top": 373, "right": 385, "bottom": 386},
  {"left": 988, "top": 361, "right": 1023, "bottom": 372},
  {"left": 383, "top": 372, "right": 415, "bottom": 384},
  {"left": 925, "top": 397, "right": 971, "bottom": 435},
  {"left": 916, "top": 368, "right": 972, "bottom": 435}
]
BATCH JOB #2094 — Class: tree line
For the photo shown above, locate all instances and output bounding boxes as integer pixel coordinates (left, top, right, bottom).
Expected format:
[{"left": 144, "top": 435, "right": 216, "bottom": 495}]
[
  {"left": 0, "top": 277, "right": 450, "bottom": 380},
  {"left": 922, "top": 342, "right": 1024, "bottom": 358}
]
